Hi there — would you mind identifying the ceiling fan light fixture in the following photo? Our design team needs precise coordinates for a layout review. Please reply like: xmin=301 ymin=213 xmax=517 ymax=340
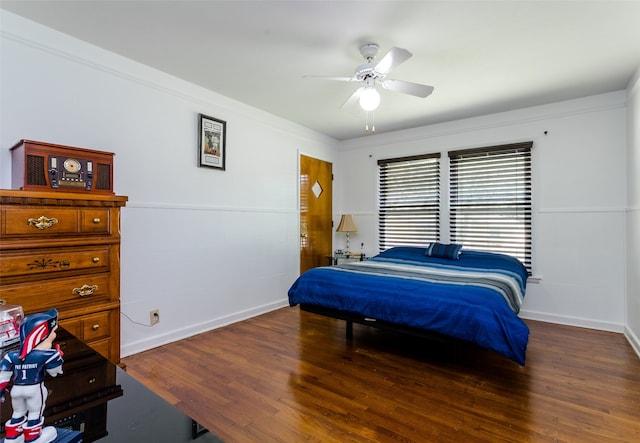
xmin=359 ymin=86 xmax=380 ymax=111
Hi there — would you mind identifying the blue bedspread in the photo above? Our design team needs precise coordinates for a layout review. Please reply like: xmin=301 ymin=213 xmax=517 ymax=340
xmin=288 ymin=246 xmax=530 ymax=365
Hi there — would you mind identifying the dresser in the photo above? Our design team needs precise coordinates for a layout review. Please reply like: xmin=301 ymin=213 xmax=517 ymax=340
xmin=0 ymin=190 xmax=127 ymax=364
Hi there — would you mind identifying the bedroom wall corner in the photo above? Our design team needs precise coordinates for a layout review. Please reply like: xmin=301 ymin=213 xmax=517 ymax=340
xmin=625 ymin=65 xmax=640 ymax=358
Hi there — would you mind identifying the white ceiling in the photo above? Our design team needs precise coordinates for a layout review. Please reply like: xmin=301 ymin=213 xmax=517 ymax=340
xmin=2 ymin=1 xmax=640 ymax=140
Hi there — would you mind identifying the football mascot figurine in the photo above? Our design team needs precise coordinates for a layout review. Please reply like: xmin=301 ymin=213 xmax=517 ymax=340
xmin=0 ymin=309 xmax=64 ymax=443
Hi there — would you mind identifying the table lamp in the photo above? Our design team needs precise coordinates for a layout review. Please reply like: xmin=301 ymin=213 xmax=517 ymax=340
xmin=336 ymin=214 xmax=357 ymax=254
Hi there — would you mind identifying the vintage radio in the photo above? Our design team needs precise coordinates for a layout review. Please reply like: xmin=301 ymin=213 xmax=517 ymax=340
xmin=11 ymin=140 xmax=115 ymax=194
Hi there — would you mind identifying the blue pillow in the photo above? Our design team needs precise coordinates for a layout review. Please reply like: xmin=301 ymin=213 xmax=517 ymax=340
xmin=425 ymin=242 xmax=463 ymax=260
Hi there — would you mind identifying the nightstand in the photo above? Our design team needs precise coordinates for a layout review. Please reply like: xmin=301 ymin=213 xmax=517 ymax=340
xmin=326 ymin=253 xmax=366 ymax=266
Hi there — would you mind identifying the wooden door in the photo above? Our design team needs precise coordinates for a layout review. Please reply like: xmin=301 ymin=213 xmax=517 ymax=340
xmin=300 ymin=155 xmax=332 ymax=274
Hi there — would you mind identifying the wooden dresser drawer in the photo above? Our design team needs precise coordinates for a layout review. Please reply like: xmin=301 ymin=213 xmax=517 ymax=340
xmin=81 ymin=311 xmax=111 ymax=341
xmin=59 ymin=312 xmax=111 ymax=341
xmin=60 ymin=311 xmax=113 ymax=361
xmin=1 ymin=206 xmax=111 ymax=237
xmin=0 ymin=246 xmax=110 ymax=280
xmin=87 ymin=337 xmax=112 ymax=361
xmin=81 ymin=209 xmax=111 ymax=233
xmin=1 ymin=189 xmax=127 ymax=365
xmin=0 ymin=273 xmax=111 ymax=313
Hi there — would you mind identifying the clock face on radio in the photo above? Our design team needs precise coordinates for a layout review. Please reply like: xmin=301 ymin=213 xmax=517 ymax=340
xmin=63 ymin=158 xmax=82 ymax=173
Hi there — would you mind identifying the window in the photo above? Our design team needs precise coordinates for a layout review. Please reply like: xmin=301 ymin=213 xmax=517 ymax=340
xmin=378 ymin=154 xmax=441 ymax=250
xmin=378 ymin=142 xmax=532 ymax=273
xmin=449 ymin=142 xmax=532 ymax=272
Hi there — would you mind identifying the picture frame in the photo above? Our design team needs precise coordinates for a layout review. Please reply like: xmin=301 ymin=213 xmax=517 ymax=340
xmin=198 ymin=113 xmax=226 ymax=170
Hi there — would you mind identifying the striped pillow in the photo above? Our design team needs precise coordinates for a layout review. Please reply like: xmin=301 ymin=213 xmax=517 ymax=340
xmin=425 ymin=242 xmax=463 ymax=260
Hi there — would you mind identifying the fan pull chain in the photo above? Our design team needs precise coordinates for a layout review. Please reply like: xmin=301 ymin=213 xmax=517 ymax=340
xmin=365 ymin=111 xmax=376 ymax=132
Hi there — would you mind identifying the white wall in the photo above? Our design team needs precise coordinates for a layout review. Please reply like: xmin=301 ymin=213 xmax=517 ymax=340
xmin=626 ymin=68 xmax=640 ymax=355
xmin=2 ymin=10 xmax=636 ymax=357
xmin=0 ymin=12 xmax=338 ymax=356
xmin=337 ymin=92 xmax=628 ymax=332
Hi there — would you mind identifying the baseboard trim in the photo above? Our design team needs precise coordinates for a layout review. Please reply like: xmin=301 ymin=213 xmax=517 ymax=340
xmin=519 ymin=309 xmax=624 ymax=333
xmin=121 ymin=299 xmax=290 ymax=358
xmin=123 ymin=305 xmax=638 ymax=360
xmin=514 ymin=310 xmax=640 ymax=359
xmin=624 ymin=326 xmax=640 ymax=360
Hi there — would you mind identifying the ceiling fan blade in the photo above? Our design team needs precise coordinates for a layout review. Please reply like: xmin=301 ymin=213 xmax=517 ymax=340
xmin=339 ymin=87 xmax=362 ymax=109
xmin=374 ymin=47 xmax=412 ymax=75
xmin=381 ymin=79 xmax=434 ymax=98
xmin=303 ymin=75 xmax=358 ymax=82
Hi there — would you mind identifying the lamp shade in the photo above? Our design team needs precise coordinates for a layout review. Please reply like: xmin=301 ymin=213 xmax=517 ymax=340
xmin=336 ymin=214 xmax=357 ymax=232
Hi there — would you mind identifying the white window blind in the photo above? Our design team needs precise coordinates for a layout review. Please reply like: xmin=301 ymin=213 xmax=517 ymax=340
xmin=449 ymin=142 xmax=532 ymax=273
xmin=378 ymin=153 xmax=441 ymax=250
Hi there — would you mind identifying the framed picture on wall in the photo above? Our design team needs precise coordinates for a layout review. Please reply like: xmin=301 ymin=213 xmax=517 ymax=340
xmin=198 ymin=113 xmax=227 ymax=170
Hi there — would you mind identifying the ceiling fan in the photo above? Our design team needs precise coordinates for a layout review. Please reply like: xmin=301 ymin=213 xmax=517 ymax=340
xmin=305 ymin=43 xmax=434 ymax=112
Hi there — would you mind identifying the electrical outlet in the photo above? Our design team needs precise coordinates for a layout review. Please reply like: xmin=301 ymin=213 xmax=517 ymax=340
xmin=150 ymin=309 xmax=160 ymax=325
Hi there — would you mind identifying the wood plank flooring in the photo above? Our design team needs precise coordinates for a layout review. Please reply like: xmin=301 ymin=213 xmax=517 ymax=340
xmin=122 ymin=307 xmax=640 ymax=442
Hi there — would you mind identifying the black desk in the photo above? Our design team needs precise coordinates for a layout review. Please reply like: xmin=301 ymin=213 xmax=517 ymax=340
xmin=1 ymin=328 xmax=221 ymax=442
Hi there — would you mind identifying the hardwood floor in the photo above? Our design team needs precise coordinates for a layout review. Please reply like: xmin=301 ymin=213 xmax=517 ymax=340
xmin=122 ymin=307 xmax=640 ymax=442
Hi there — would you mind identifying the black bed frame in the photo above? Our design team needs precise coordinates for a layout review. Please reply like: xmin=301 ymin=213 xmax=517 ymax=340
xmin=300 ymin=303 xmax=458 ymax=347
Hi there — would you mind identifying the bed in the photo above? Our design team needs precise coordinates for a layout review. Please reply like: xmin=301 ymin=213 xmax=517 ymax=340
xmin=288 ymin=245 xmax=530 ymax=365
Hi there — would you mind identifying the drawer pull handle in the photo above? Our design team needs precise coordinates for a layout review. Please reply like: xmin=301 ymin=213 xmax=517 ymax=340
xmin=88 ymin=377 xmax=96 ymax=384
xmin=92 ymin=257 xmax=100 ymax=263
xmin=92 ymin=324 xmax=100 ymax=331
xmin=92 ymin=218 xmax=101 ymax=223
xmin=27 ymin=216 xmax=59 ymax=230
xmin=72 ymin=284 xmax=98 ymax=297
